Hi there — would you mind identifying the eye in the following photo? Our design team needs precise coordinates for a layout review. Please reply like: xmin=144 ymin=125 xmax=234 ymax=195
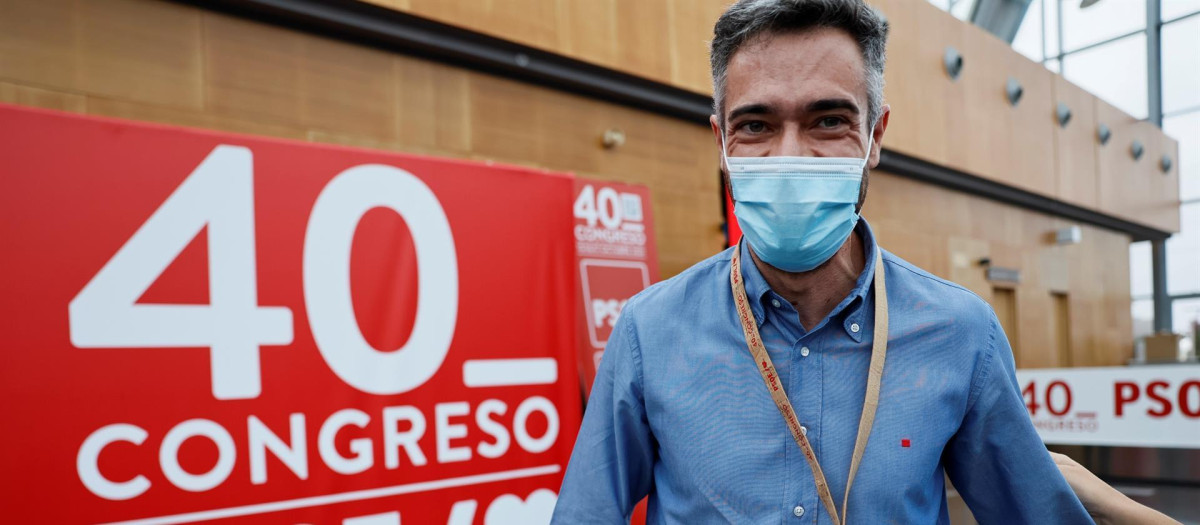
xmin=740 ymin=120 xmax=767 ymax=134
xmin=818 ymin=116 xmax=845 ymax=128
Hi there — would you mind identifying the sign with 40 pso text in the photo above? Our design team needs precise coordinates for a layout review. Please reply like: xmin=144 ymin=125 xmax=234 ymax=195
xmin=1016 ymin=365 xmax=1200 ymax=449
xmin=0 ymin=104 xmax=581 ymax=523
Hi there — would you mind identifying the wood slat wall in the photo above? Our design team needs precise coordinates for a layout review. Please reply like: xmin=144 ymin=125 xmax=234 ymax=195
xmin=865 ymin=171 xmax=1132 ymax=368
xmin=361 ymin=0 xmax=730 ymax=95
xmin=0 ymin=0 xmax=1134 ymax=365
xmin=361 ymin=0 xmax=1180 ymax=234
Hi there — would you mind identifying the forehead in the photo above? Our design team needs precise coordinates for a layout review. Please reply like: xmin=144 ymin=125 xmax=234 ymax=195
xmin=724 ymin=27 xmax=867 ymax=114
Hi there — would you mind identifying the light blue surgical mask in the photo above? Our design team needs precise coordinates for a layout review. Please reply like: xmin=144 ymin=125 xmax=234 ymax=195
xmin=722 ymin=130 xmax=872 ymax=273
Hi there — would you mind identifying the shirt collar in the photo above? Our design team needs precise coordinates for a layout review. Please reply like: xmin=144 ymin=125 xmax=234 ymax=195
xmin=736 ymin=219 xmax=879 ymax=339
xmin=839 ymin=219 xmax=878 ymax=342
xmin=738 ymin=239 xmax=773 ymax=328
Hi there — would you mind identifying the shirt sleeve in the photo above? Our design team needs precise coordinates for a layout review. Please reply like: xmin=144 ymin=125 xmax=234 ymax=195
xmin=944 ymin=310 xmax=1095 ymax=525
xmin=551 ymin=303 xmax=655 ymax=524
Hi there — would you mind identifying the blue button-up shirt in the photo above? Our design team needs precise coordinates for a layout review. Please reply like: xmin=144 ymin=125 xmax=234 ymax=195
xmin=553 ymin=220 xmax=1092 ymax=524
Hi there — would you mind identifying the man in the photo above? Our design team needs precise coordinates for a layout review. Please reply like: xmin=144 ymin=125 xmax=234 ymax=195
xmin=552 ymin=0 xmax=1092 ymax=523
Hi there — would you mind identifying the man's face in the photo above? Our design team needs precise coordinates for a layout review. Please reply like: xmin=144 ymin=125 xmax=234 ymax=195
xmin=710 ymin=27 xmax=890 ymax=207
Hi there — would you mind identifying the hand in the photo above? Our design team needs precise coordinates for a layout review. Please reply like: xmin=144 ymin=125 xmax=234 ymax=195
xmin=1049 ymin=451 xmax=1180 ymax=525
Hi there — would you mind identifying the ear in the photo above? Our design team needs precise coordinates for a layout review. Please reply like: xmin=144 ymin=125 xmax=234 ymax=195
xmin=710 ymin=114 xmax=735 ymax=200
xmin=710 ymin=114 xmax=727 ymax=173
xmin=868 ymin=104 xmax=890 ymax=169
xmin=709 ymin=114 xmax=724 ymax=146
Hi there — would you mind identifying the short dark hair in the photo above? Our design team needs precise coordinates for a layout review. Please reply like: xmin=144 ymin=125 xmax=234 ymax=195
xmin=710 ymin=0 xmax=889 ymax=128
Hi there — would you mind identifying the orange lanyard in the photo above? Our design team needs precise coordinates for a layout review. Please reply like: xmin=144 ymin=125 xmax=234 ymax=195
xmin=730 ymin=242 xmax=888 ymax=525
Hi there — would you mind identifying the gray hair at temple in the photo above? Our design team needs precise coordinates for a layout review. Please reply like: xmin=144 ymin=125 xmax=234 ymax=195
xmin=709 ymin=0 xmax=889 ymax=129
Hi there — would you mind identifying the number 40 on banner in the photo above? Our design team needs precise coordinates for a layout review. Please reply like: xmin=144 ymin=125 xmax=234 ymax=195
xmin=69 ymin=145 xmax=460 ymax=400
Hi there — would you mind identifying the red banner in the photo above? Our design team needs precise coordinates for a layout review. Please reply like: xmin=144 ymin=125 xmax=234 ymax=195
xmin=0 ymin=104 xmax=580 ymax=523
xmin=571 ymin=179 xmax=659 ymax=398
xmin=724 ymin=184 xmax=741 ymax=248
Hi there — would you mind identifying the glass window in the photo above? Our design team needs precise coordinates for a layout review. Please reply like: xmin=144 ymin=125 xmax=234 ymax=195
xmin=1063 ymin=33 xmax=1149 ymax=119
xmin=1164 ymin=111 xmax=1200 ymax=201
xmin=1173 ymin=298 xmax=1200 ymax=358
xmin=1167 ymin=202 xmax=1200 ymax=295
xmin=1174 ymin=298 xmax=1200 ymax=335
xmin=951 ymin=0 xmax=977 ymax=21
xmin=1162 ymin=16 xmax=1200 ymax=114
xmin=1060 ymin=0 xmax=1145 ymax=52
xmin=1132 ymin=298 xmax=1155 ymax=341
xmin=928 ymin=0 xmax=951 ymax=10
xmin=1131 ymin=241 xmax=1153 ymax=297
xmin=1162 ymin=0 xmax=1200 ymax=21
xmin=1044 ymin=0 xmax=1060 ymax=58
xmin=1013 ymin=0 xmax=1045 ymax=62
xmin=1045 ymin=58 xmax=1061 ymax=73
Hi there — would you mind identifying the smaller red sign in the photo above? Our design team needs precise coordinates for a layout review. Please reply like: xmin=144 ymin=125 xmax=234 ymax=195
xmin=572 ymin=179 xmax=659 ymax=398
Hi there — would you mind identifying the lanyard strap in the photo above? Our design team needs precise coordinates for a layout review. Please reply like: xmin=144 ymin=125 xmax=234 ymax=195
xmin=730 ymin=241 xmax=888 ymax=525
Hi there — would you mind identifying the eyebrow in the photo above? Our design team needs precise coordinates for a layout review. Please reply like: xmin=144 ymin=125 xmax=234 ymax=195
xmin=806 ymin=98 xmax=860 ymax=115
xmin=727 ymin=103 xmax=774 ymax=123
xmin=726 ymin=98 xmax=860 ymax=123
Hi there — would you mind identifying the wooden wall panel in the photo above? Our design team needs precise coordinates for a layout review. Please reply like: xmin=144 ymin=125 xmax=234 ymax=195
xmin=556 ymin=0 xmax=619 ymax=70
xmin=956 ymin=22 xmax=1012 ymax=184
xmin=0 ymin=81 xmax=87 ymax=112
xmin=874 ymin=0 xmax=963 ymax=169
xmin=1125 ymin=120 xmax=1167 ymax=230
xmin=1141 ymin=128 xmax=1182 ymax=232
xmin=205 ymin=15 xmax=398 ymax=140
xmin=0 ymin=0 xmax=203 ymax=110
xmin=0 ymin=0 xmax=78 ymax=91
xmin=992 ymin=287 xmax=1020 ymax=361
xmin=394 ymin=59 xmax=473 ymax=155
xmin=1005 ymin=46 xmax=1057 ymax=196
xmin=1051 ymin=292 xmax=1071 ymax=367
xmin=74 ymin=0 xmax=203 ymax=109
xmin=360 ymin=0 xmax=411 ymax=9
xmin=667 ymin=0 xmax=728 ymax=93
xmin=877 ymin=2 xmax=1057 ymax=197
xmin=86 ymin=95 xmax=310 ymax=140
xmin=1095 ymin=98 xmax=1180 ymax=232
xmin=865 ymin=172 xmax=1134 ymax=368
xmin=614 ymin=0 xmax=674 ymax=82
xmin=1096 ymin=98 xmax=1141 ymax=222
xmin=355 ymin=0 xmax=1179 ymax=231
xmin=392 ymin=0 xmax=733 ymax=89
xmin=408 ymin=0 xmax=560 ymax=50
xmin=1052 ymin=76 xmax=1100 ymax=208
xmin=870 ymin=0 xmax=922 ymax=159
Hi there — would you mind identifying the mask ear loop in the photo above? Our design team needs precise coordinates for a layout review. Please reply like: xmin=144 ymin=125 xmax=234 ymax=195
xmin=860 ymin=133 xmax=874 ymax=170
xmin=719 ymin=124 xmax=732 ymax=174
xmin=861 ymin=115 xmax=878 ymax=169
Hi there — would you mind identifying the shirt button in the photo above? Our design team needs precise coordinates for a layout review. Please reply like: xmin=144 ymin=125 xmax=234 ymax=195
xmin=800 ymin=346 xmax=810 ymax=357
xmin=771 ymin=299 xmax=782 ymax=308
xmin=793 ymin=505 xmax=805 ymax=517
xmin=850 ymin=322 xmax=861 ymax=333
xmin=800 ymin=425 xmax=808 ymax=436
